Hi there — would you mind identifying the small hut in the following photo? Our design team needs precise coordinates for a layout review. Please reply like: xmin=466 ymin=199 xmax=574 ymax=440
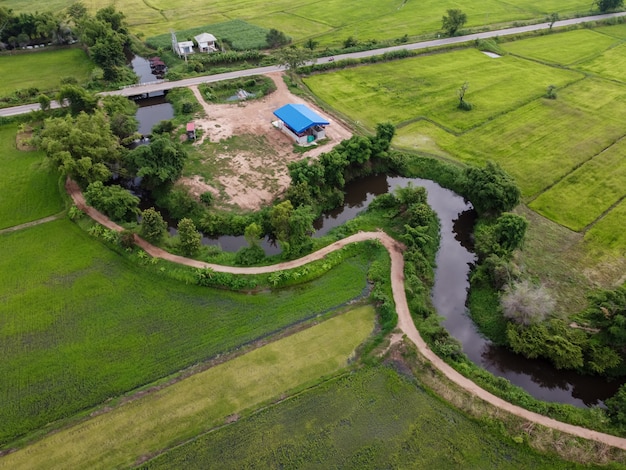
xmin=186 ymin=122 xmax=196 ymax=140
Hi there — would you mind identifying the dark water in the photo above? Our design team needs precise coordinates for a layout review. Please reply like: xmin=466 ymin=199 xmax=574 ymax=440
xmin=135 ymin=97 xmax=174 ymax=136
xmin=131 ymin=55 xmax=156 ymax=84
xmin=128 ymin=106 xmax=622 ymax=406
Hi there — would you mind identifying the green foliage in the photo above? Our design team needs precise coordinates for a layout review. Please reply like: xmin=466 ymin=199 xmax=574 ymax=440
xmin=475 ymin=213 xmax=528 ymax=259
xmin=177 ymin=217 xmax=202 ymax=256
xmin=200 ymin=191 xmax=213 ymax=206
xmin=606 ymin=383 xmax=626 ymax=427
xmin=198 ymin=76 xmax=276 ymax=102
xmin=501 ymin=279 xmax=555 ymax=326
xmin=585 ymin=286 xmax=626 ymax=349
xmin=57 ymin=85 xmax=98 ymax=115
xmin=101 ymin=95 xmax=139 ymax=141
xmin=140 ymin=208 xmax=167 ymax=243
xmin=442 ymin=9 xmax=467 ymax=36
xmin=266 ymin=28 xmax=290 ymax=48
xmin=595 ymin=0 xmax=624 ymax=11
xmin=40 ymin=111 xmax=122 ymax=185
xmin=126 ymin=135 xmax=187 ymax=190
xmin=462 ymin=161 xmax=521 ymax=216
xmin=234 ymin=245 xmax=265 ymax=266
xmin=83 ymin=181 xmax=140 ymax=222
xmin=545 ymin=84 xmax=558 ymax=99
xmin=274 ymin=46 xmax=312 ymax=75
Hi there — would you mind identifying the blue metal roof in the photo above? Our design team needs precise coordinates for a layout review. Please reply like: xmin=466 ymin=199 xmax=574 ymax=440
xmin=273 ymin=104 xmax=329 ymax=134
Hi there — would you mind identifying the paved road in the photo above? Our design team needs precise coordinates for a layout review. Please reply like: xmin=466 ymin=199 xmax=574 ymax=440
xmin=2 ymin=11 xmax=626 ymax=117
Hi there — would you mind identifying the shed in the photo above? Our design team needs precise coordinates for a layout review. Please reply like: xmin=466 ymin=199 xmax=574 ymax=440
xmin=177 ymin=40 xmax=194 ymax=55
xmin=194 ymin=33 xmax=217 ymax=53
xmin=186 ymin=122 xmax=196 ymax=140
xmin=272 ymin=104 xmax=330 ymax=145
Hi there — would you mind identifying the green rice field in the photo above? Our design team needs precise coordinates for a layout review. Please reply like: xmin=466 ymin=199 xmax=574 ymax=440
xmin=5 ymin=0 xmax=599 ymax=44
xmin=140 ymin=366 xmax=588 ymax=469
xmin=0 ymin=306 xmax=375 ymax=469
xmin=0 ymin=218 xmax=372 ymax=447
xmin=0 ymin=48 xmax=93 ymax=97
xmin=305 ymin=27 xmax=626 ymax=255
xmin=0 ymin=125 xmax=63 ymax=229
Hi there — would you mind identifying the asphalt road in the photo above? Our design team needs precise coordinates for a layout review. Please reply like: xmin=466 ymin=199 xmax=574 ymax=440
xmin=2 ymin=10 xmax=626 ymax=117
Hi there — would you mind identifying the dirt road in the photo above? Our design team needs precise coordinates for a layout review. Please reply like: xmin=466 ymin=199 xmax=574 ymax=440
xmin=66 ymin=178 xmax=626 ymax=450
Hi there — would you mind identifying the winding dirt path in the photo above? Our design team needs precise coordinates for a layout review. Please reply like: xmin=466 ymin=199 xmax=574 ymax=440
xmin=66 ymin=178 xmax=626 ymax=450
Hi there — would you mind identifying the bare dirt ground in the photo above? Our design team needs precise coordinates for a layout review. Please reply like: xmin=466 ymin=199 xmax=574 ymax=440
xmin=181 ymin=72 xmax=352 ymax=211
xmin=65 ymin=176 xmax=626 ymax=452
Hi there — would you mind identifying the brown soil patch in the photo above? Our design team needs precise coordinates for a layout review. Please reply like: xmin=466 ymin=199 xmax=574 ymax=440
xmin=183 ymin=72 xmax=352 ymax=211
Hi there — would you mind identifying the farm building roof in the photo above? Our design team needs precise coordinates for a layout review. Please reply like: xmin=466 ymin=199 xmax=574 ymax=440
xmin=194 ymin=33 xmax=216 ymax=43
xmin=186 ymin=122 xmax=195 ymax=131
xmin=273 ymin=104 xmax=329 ymax=134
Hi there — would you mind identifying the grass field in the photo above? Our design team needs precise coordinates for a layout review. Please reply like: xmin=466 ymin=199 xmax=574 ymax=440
xmin=0 ymin=48 xmax=93 ymax=97
xmin=0 ymin=125 xmax=63 ymax=229
xmin=0 ymin=306 xmax=375 ymax=469
xmin=5 ymin=0 xmax=598 ymax=44
xmin=0 ymin=219 xmax=372 ymax=447
xmin=305 ymin=49 xmax=581 ymax=133
xmin=140 ymin=366 xmax=587 ymax=469
xmin=575 ymin=41 xmax=626 ymax=84
xmin=503 ymin=29 xmax=618 ymax=65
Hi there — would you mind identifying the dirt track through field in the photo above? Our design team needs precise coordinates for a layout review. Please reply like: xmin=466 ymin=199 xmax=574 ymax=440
xmin=65 ymin=178 xmax=626 ymax=451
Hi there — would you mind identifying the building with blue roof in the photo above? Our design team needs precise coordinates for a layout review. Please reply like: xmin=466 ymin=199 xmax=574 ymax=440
xmin=272 ymin=103 xmax=330 ymax=145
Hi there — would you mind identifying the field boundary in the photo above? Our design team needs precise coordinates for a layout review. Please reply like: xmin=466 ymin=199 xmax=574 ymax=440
xmin=65 ymin=178 xmax=626 ymax=451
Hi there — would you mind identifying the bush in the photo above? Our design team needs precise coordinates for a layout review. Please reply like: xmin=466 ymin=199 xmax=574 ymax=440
xmin=200 ymin=192 xmax=214 ymax=206
xmin=501 ymin=279 xmax=555 ymax=326
xmin=235 ymin=245 xmax=265 ymax=265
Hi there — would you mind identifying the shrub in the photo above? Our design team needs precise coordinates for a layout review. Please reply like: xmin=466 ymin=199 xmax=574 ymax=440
xmin=200 ymin=192 xmax=214 ymax=206
xmin=501 ymin=279 xmax=555 ymax=326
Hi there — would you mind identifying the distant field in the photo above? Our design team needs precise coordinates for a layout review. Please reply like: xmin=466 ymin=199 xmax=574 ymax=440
xmin=0 ymin=48 xmax=93 ymax=97
xmin=140 ymin=366 xmax=584 ymax=469
xmin=305 ymin=49 xmax=580 ymax=133
xmin=0 ymin=125 xmax=63 ymax=229
xmin=0 ymin=306 xmax=375 ymax=469
xmin=503 ymin=29 xmax=618 ymax=65
xmin=575 ymin=42 xmax=626 ymax=84
xmin=0 ymin=219 xmax=371 ymax=446
xmin=6 ymin=0 xmax=598 ymax=44
xmin=584 ymin=198 xmax=626 ymax=257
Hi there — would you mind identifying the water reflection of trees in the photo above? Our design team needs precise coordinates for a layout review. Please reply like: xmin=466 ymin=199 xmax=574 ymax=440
xmin=481 ymin=344 xmax=623 ymax=407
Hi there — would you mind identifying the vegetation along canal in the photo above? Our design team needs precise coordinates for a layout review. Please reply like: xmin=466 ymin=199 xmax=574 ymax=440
xmin=131 ymin=98 xmax=621 ymax=406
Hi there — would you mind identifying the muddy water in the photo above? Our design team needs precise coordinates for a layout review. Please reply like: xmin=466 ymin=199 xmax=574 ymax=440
xmin=135 ymin=97 xmax=174 ymax=136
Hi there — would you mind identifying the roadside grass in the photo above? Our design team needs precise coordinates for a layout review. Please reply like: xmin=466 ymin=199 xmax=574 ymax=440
xmin=0 ymin=306 xmax=375 ymax=470
xmin=575 ymin=42 xmax=626 ymax=84
xmin=304 ymin=49 xmax=580 ymax=133
xmin=139 ymin=365 xmax=589 ymax=470
xmin=529 ymin=136 xmax=626 ymax=231
xmin=503 ymin=28 xmax=618 ymax=65
xmin=0 ymin=219 xmax=372 ymax=447
xmin=0 ymin=125 xmax=63 ymax=229
xmin=0 ymin=48 xmax=93 ymax=97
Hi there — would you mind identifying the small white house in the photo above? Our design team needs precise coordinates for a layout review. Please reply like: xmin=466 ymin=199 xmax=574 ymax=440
xmin=194 ymin=33 xmax=218 ymax=53
xmin=177 ymin=40 xmax=194 ymax=56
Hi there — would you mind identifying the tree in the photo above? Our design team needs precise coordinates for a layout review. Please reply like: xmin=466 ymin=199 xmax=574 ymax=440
xmin=372 ymin=122 xmax=396 ymax=154
xmin=275 ymin=46 xmax=312 ymax=76
xmin=595 ymin=0 xmax=624 ymax=12
xmin=67 ymin=2 xmax=88 ymax=23
xmin=84 ymin=181 xmax=140 ymax=222
xmin=102 ymin=95 xmax=138 ymax=141
xmin=501 ymin=279 xmax=555 ymax=326
xmin=90 ymin=31 xmax=126 ymax=81
xmin=177 ymin=218 xmax=201 ymax=256
xmin=606 ymin=384 xmax=626 ymax=427
xmin=442 ymin=9 xmax=467 ymax=36
xmin=244 ymin=222 xmax=263 ymax=247
xmin=57 ymin=85 xmax=98 ymax=115
xmin=38 ymin=94 xmax=51 ymax=112
xmin=304 ymin=38 xmax=318 ymax=50
xmin=140 ymin=207 xmax=167 ymax=243
xmin=457 ymin=81 xmax=472 ymax=111
xmin=266 ymin=28 xmax=290 ymax=48
xmin=585 ymin=286 xmax=626 ymax=349
xmin=40 ymin=110 xmax=122 ymax=184
xmin=269 ymin=200 xmax=315 ymax=258
xmin=462 ymin=161 xmax=521 ymax=216
xmin=546 ymin=12 xmax=559 ymax=30
xmin=126 ymin=135 xmax=187 ymax=190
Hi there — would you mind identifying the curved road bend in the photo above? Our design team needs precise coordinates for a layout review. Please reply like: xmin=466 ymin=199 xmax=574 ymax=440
xmin=65 ymin=178 xmax=626 ymax=451
xmin=2 ymin=11 xmax=626 ymax=117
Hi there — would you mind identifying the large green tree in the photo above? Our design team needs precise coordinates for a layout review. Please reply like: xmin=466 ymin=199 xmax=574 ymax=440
xmin=442 ymin=9 xmax=467 ymax=36
xmin=177 ymin=218 xmax=202 ymax=256
xmin=462 ymin=161 xmax=521 ymax=216
xmin=40 ymin=110 xmax=123 ymax=184
xmin=140 ymin=207 xmax=167 ymax=243
xmin=126 ymin=135 xmax=187 ymax=190
xmin=595 ymin=0 xmax=624 ymax=11
xmin=84 ymin=181 xmax=140 ymax=222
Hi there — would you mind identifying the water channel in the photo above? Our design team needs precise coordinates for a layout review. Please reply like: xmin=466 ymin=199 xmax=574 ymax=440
xmin=128 ymin=57 xmax=622 ymax=406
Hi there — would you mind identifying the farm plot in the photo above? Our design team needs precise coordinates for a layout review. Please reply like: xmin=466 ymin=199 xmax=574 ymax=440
xmin=140 ymin=366 xmax=582 ymax=470
xmin=529 ymin=137 xmax=626 ymax=231
xmin=0 ymin=306 xmax=375 ymax=470
xmin=0 ymin=125 xmax=63 ymax=229
xmin=502 ymin=29 xmax=618 ymax=65
xmin=584 ymin=198 xmax=626 ymax=258
xmin=575 ymin=42 xmax=626 ymax=84
xmin=0 ymin=219 xmax=371 ymax=447
xmin=304 ymin=49 xmax=580 ymax=133
xmin=0 ymin=48 xmax=93 ymax=98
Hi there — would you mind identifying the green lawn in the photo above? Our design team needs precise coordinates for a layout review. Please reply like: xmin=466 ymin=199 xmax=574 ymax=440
xmin=530 ymin=136 xmax=626 ymax=231
xmin=0 ymin=48 xmax=93 ymax=97
xmin=304 ymin=49 xmax=580 ymax=133
xmin=0 ymin=306 xmax=375 ymax=470
xmin=503 ymin=29 xmax=618 ymax=65
xmin=140 ymin=366 xmax=588 ymax=469
xmin=0 ymin=219 xmax=372 ymax=447
xmin=0 ymin=125 xmax=63 ymax=229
